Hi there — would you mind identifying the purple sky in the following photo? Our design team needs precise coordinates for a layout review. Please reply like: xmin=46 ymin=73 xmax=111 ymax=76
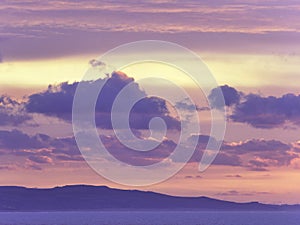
xmin=0 ymin=0 xmax=300 ymax=204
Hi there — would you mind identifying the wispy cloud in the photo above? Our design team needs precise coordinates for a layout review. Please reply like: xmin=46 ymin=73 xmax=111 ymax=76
xmin=1 ymin=0 xmax=299 ymax=35
xmin=1 ymin=0 xmax=299 ymax=62
xmin=216 ymin=190 xmax=271 ymax=197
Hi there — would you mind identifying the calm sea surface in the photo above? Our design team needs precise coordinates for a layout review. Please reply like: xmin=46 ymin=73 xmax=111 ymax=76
xmin=0 ymin=211 xmax=299 ymax=225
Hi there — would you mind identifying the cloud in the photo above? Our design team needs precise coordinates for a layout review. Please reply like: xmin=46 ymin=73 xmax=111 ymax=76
xmin=223 ymin=139 xmax=290 ymax=153
xmin=225 ymin=174 xmax=242 ymax=178
xmin=185 ymin=135 xmax=300 ymax=170
xmin=216 ymin=190 xmax=241 ymax=196
xmin=0 ymin=129 xmax=175 ymax=168
xmin=231 ymin=93 xmax=300 ymax=128
xmin=188 ymin=134 xmax=221 ymax=149
xmin=175 ymin=98 xmax=209 ymax=112
xmin=0 ymin=130 xmax=82 ymax=167
xmin=0 ymin=130 xmax=235 ymax=168
xmin=211 ymin=85 xmax=300 ymax=129
xmin=216 ymin=190 xmax=271 ymax=197
xmin=0 ymin=129 xmax=299 ymax=172
xmin=89 ymin=59 xmax=106 ymax=68
xmin=247 ymin=160 xmax=269 ymax=171
xmin=55 ymin=154 xmax=83 ymax=162
xmin=28 ymin=155 xmax=53 ymax=164
xmin=51 ymin=137 xmax=81 ymax=156
xmin=213 ymin=153 xmax=242 ymax=167
xmin=0 ymin=129 xmax=239 ymax=169
xmin=0 ymin=96 xmax=32 ymax=126
xmin=25 ymin=163 xmax=43 ymax=171
xmin=209 ymin=85 xmax=241 ymax=109
xmin=183 ymin=134 xmax=298 ymax=169
xmin=0 ymin=165 xmax=14 ymax=170
xmin=25 ymin=82 xmax=77 ymax=119
xmin=0 ymin=130 xmax=45 ymax=150
xmin=1 ymin=0 xmax=299 ymax=37
xmin=101 ymin=133 xmax=243 ymax=167
xmin=2 ymin=29 xmax=300 ymax=62
xmin=186 ymin=135 xmax=300 ymax=171
xmin=1 ymin=0 xmax=300 ymax=62
xmin=100 ymin=135 xmax=176 ymax=166
xmin=26 ymin=71 xmax=180 ymax=130
xmin=223 ymin=139 xmax=299 ymax=171
xmin=183 ymin=134 xmax=242 ymax=167
xmin=184 ymin=175 xmax=202 ymax=179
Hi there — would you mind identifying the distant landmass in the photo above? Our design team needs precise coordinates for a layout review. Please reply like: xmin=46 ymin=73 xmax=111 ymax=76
xmin=0 ymin=185 xmax=299 ymax=211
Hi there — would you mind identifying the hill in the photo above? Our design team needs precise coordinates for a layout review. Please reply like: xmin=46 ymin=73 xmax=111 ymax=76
xmin=0 ymin=185 xmax=299 ymax=211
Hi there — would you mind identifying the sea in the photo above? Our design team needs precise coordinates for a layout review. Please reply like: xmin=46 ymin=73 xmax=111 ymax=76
xmin=0 ymin=211 xmax=299 ymax=225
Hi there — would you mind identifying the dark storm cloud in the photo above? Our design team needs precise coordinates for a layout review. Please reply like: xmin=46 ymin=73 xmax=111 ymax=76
xmin=25 ymin=71 xmax=180 ymax=130
xmin=0 ymin=96 xmax=32 ymax=126
xmin=211 ymin=85 xmax=300 ymax=129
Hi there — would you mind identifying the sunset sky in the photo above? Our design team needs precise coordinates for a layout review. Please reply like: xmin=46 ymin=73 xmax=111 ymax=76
xmin=1 ymin=0 xmax=300 ymax=204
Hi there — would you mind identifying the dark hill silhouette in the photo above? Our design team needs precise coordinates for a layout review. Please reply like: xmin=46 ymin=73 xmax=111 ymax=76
xmin=0 ymin=185 xmax=299 ymax=211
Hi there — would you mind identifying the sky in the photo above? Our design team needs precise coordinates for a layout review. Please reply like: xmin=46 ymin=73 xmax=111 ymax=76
xmin=0 ymin=0 xmax=300 ymax=204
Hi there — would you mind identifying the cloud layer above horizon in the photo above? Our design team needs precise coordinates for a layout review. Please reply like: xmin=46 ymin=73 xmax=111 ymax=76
xmin=1 ymin=0 xmax=300 ymax=61
xmin=1 ymin=72 xmax=300 ymax=173
xmin=1 ymin=0 xmax=299 ymax=35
